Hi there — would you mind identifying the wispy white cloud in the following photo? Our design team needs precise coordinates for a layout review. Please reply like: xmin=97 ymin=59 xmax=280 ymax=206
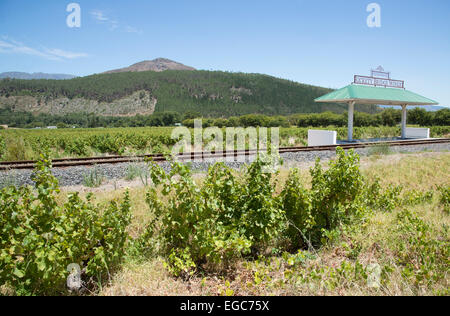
xmin=0 ymin=38 xmax=58 ymax=61
xmin=90 ymin=10 xmax=109 ymax=22
xmin=110 ymin=21 xmax=119 ymax=31
xmin=90 ymin=10 xmax=119 ymax=30
xmin=44 ymin=48 xmax=88 ymax=59
xmin=125 ymin=25 xmax=143 ymax=34
xmin=90 ymin=9 xmax=142 ymax=34
xmin=0 ymin=37 xmax=88 ymax=61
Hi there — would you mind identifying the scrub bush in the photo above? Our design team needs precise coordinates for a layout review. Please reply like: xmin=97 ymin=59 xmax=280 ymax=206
xmin=139 ymin=147 xmax=437 ymax=277
xmin=282 ymin=148 xmax=368 ymax=248
xmin=0 ymin=155 xmax=131 ymax=295
xmin=140 ymin=157 xmax=284 ymax=276
xmin=141 ymin=149 xmax=378 ymax=276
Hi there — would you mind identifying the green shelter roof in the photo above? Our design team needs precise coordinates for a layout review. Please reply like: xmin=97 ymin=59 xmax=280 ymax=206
xmin=315 ymin=84 xmax=438 ymax=106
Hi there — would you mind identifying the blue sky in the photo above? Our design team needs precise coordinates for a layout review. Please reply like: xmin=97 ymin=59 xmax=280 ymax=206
xmin=0 ymin=0 xmax=449 ymax=106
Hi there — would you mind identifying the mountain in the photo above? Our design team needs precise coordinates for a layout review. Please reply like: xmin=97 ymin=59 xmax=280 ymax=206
xmin=0 ymin=72 xmax=76 ymax=80
xmin=104 ymin=58 xmax=196 ymax=74
xmin=0 ymin=70 xmax=379 ymax=117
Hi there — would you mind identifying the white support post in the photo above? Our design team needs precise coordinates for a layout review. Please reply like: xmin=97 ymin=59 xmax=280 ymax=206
xmin=401 ymin=104 xmax=407 ymax=139
xmin=348 ymin=101 xmax=355 ymax=142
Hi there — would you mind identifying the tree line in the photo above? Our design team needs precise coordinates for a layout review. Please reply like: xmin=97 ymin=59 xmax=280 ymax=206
xmin=182 ymin=108 xmax=450 ymax=128
xmin=1 ymin=107 xmax=448 ymax=129
xmin=0 ymin=108 xmax=180 ymax=128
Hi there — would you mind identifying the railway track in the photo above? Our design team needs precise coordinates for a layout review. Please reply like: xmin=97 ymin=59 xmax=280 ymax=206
xmin=1 ymin=138 xmax=449 ymax=171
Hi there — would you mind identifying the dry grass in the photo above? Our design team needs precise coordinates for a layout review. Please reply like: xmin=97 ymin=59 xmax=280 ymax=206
xmin=100 ymin=259 xmax=194 ymax=296
xmin=361 ymin=151 xmax=450 ymax=190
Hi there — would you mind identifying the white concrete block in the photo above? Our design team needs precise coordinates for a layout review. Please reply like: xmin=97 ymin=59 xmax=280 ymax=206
xmin=308 ymin=130 xmax=337 ymax=147
xmin=405 ymin=127 xmax=430 ymax=139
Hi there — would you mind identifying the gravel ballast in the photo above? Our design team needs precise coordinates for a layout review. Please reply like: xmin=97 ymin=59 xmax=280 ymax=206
xmin=1 ymin=142 xmax=449 ymax=188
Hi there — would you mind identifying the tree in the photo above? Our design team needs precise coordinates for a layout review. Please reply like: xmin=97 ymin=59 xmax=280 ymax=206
xmin=433 ymin=108 xmax=450 ymax=126
xmin=381 ymin=108 xmax=401 ymax=126
xmin=408 ymin=108 xmax=431 ymax=126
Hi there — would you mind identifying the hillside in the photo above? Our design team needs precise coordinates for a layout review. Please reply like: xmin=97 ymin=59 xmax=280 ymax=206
xmin=0 ymin=70 xmax=379 ymax=117
xmin=0 ymin=72 xmax=76 ymax=80
xmin=104 ymin=58 xmax=196 ymax=74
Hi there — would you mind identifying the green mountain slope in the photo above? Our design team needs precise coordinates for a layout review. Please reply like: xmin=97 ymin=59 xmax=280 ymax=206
xmin=0 ymin=70 xmax=379 ymax=117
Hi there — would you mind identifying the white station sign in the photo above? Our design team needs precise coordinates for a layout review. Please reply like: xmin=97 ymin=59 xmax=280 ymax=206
xmin=354 ymin=75 xmax=404 ymax=88
xmin=354 ymin=66 xmax=405 ymax=89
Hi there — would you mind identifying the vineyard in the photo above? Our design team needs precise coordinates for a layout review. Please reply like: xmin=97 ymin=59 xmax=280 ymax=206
xmin=0 ymin=127 xmax=176 ymax=161
xmin=1 ymin=125 xmax=450 ymax=162
xmin=0 ymin=149 xmax=449 ymax=295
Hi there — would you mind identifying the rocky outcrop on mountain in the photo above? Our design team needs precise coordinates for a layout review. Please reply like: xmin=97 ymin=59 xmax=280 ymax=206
xmin=104 ymin=58 xmax=195 ymax=74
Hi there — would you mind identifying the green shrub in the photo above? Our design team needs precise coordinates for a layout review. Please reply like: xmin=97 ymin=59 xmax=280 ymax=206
xmin=281 ymin=169 xmax=314 ymax=248
xmin=236 ymin=158 xmax=285 ymax=246
xmin=139 ymin=157 xmax=284 ymax=276
xmin=0 ymin=155 xmax=131 ymax=295
xmin=141 ymin=162 xmax=250 ymax=275
xmin=310 ymin=148 xmax=365 ymax=229
xmin=139 ymin=148 xmax=409 ymax=276
xmin=136 ymin=147 xmax=443 ymax=278
xmin=282 ymin=148 xmax=368 ymax=248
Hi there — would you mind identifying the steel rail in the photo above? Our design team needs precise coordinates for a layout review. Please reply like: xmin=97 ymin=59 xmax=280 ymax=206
xmin=1 ymin=138 xmax=449 ymax=171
